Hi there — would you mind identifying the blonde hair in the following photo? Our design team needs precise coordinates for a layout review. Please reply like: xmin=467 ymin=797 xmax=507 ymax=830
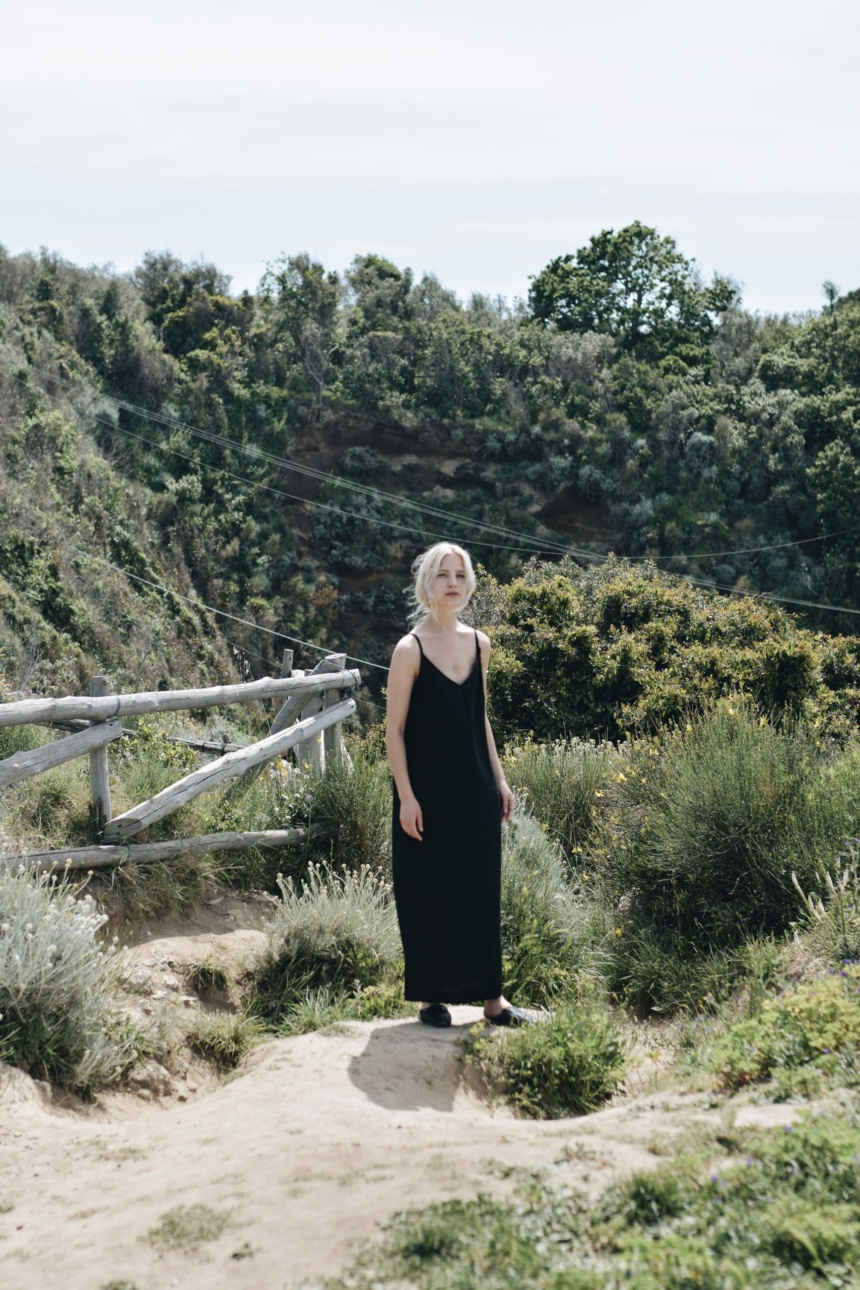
xmin=408 ymin=542 xmax=476 ymax=624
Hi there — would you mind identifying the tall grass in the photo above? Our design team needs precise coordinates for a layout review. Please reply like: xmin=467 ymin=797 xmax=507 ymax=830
xmin=501 ymin=813 xmax=611 ymax=1006
xmin=304 ymin=742 xmax=393 ymax=876
xmin=503 ymin=737 xmax=618 ymax=860
xmin=0 ymin=866 xmax=142 ymax=1091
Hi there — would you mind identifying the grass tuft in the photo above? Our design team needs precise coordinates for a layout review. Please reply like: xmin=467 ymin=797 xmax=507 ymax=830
xmin=186 ymin=1012 xmax=265 ymax=1070
xmin=145 ymin=1203 xmax=230 ymax=1252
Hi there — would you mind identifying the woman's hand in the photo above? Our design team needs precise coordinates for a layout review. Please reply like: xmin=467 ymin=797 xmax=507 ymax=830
xmin=399 ymin=796 xmax=424 ymax=841
xmin=499 ymin=779 xmax=514 ymax=823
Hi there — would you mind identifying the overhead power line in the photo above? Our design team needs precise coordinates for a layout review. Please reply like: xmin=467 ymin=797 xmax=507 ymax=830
xmin=9 ymin=358 xmax=860 ymax=622
xmin=89 ymin=415 xmax=560 ymax=558
xmin=11 ymin=357 xmax=860 ymax=569
xmin=78 ymin=552 xmax=391 ymax=671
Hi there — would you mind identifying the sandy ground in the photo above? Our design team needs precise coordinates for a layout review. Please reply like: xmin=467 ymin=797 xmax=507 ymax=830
xmin=0 ymin=903 xmax=801 ymax=1290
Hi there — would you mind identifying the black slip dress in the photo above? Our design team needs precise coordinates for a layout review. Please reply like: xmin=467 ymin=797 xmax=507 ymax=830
xmin=391 ymin=629 xmax=503 ymax=1004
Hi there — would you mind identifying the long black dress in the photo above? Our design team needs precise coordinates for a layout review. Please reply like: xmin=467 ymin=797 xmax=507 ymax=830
xmin=392 ymin=629 xmax=503 ymax=1004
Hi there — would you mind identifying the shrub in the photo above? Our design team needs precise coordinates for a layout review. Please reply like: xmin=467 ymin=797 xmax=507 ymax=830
xmin=0 ymin=867 xmax=142 ymax=1091
xmin=473 ymin=558 xmax=860 ymax=744
xmin=250 ymin=863 xmax=401 ymax=1023
xmin=710 ymin=964 xmax=860 ymax=1095
xmin=502 ymin=737 xmax=618 ymax=859
xmin=597 ymin=699 xmax=860 ymax=1009
xmin=501 ymin=813 xmax=610 ymax=1006
xmin=466 ymin=998 xmax=628 ymax=1118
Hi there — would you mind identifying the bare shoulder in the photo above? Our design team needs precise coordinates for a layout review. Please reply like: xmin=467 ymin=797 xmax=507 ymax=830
xmin=390 ymin=634 xmax=421 ymax=671
xmin=475 ymin=629 xmax=491 ymax=660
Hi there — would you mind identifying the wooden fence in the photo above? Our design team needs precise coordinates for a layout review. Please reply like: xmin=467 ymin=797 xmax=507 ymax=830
xmin=0 ymin=651 xmax=359 ymax=872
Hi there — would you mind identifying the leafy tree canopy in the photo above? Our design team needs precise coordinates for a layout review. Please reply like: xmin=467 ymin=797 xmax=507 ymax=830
xmin=528 ymin=222 xmax=737 ymax=366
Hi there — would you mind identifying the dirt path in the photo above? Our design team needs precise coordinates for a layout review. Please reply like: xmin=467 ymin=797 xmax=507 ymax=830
xmin=0 ymin=911 xmax=799 ymax=1290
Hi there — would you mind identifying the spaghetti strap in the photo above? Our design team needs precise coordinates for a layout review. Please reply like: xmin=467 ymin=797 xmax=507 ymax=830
xmin=409 ymin=632 xmax=425 ymax=656
xmin=474 ymin=629 xmax=480 ymax=660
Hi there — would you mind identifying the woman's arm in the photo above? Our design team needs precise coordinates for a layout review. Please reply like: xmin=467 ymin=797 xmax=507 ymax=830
xmin=385 ymin=636 xmax=424 ymax=840
xmin=478 ymin=632 xmax=514 ymax=823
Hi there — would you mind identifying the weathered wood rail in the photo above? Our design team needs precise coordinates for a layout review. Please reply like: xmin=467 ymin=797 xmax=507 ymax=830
xmin=0 ymin=652 xmax=359 ymax=872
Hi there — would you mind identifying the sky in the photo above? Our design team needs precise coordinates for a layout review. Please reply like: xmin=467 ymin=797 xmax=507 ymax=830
xmin=2 ymin=0 xmax=859 ymax=315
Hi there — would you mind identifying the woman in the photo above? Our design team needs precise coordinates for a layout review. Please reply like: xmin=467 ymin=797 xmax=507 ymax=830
xmin=386 ymin=542 xmax=533 ymax=1027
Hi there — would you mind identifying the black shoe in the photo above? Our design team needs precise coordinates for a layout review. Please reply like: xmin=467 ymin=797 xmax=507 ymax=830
xmin=419 ymin=1003 xmax=452 ymax=1027
xmin=484 ymin=1005 xmax=540 ymax=1027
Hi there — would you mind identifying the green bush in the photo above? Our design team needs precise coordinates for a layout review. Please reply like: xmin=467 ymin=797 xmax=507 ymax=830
xmin=475 ymin=558 xmax=860 ymax=744
xmin=502 ymin=737 xmax=618 ymax=860
xmin=250 ymin=863 xmax=401 ymax=1023
xmin=596 ymin=699 xmax=860 ymax=1009
xmin=501 ymin=813 xmax=610 ymax=1006
xmin=710 ymin=964 xmax=860 ymax=1095
xmin=466 ymin=998 xmax=628 ymax=1118
xmin=0 ymin=867 xmax=142 ymax=1091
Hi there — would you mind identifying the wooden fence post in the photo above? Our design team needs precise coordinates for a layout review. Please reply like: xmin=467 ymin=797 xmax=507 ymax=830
xmin=322 ymin=654 xmax=347 ymax=764
xmin=276 ymin=650 xmax=293 ymax=714
xmin=89 ymin=676 xmax=113 ymax=836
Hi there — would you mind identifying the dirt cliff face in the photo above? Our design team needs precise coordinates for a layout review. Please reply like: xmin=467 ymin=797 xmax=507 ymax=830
xmin=284 ymin=408 xmax=615 ymax=664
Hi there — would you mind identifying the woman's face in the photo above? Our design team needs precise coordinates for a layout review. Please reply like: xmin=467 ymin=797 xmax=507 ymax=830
xmin=434 ymin=554 xmax=467 ymax=607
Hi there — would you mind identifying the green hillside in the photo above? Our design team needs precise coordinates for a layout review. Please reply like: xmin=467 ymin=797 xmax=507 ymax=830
xmin=1 ymin=225 xmax=859 ymax=702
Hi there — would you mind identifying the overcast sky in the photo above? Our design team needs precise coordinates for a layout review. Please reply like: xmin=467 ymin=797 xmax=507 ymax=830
xmin=3 ymin=0 xmax=858 ymax=314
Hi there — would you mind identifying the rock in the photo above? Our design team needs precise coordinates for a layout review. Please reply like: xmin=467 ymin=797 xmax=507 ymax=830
xmin=124 ymin=966 xmax=153 ymax=992
xmin=128 ymin=1060 xmax=176 ymax=1098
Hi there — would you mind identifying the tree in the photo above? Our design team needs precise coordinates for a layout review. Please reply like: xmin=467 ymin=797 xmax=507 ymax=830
xmin=260 ymin=254 xmax=343 ymax=413
xmin=528 ymin=222 xmax=737 ymax=365
xmin=345 ymin=254 xmax=413 ymax=333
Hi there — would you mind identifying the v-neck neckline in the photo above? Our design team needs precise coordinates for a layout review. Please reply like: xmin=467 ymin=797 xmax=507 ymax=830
xmin=421 ymin=652 xmax=478 ymax=687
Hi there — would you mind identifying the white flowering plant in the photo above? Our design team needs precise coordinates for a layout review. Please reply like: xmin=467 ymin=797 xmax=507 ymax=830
xmin=0 ymin=865 xmax=143 ymax=1093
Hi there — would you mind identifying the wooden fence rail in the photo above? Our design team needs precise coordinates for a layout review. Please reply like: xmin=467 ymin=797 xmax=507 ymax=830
xmin=0 ymin=719 xmax=123 ymax=791
xmin=0 ymin=669 xmax=359 ymax=728
xmin=0 ymin=653 xmax=360 ymax=871
xmin=103 ymin=697 xmax=355 ymax=842
xmin=1 ymin=829 xmax=313 ymax=873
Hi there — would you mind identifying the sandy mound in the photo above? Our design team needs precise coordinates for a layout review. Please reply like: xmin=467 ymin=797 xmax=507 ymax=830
xmin=0 ymin=906 xmax=801 ymax=1289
